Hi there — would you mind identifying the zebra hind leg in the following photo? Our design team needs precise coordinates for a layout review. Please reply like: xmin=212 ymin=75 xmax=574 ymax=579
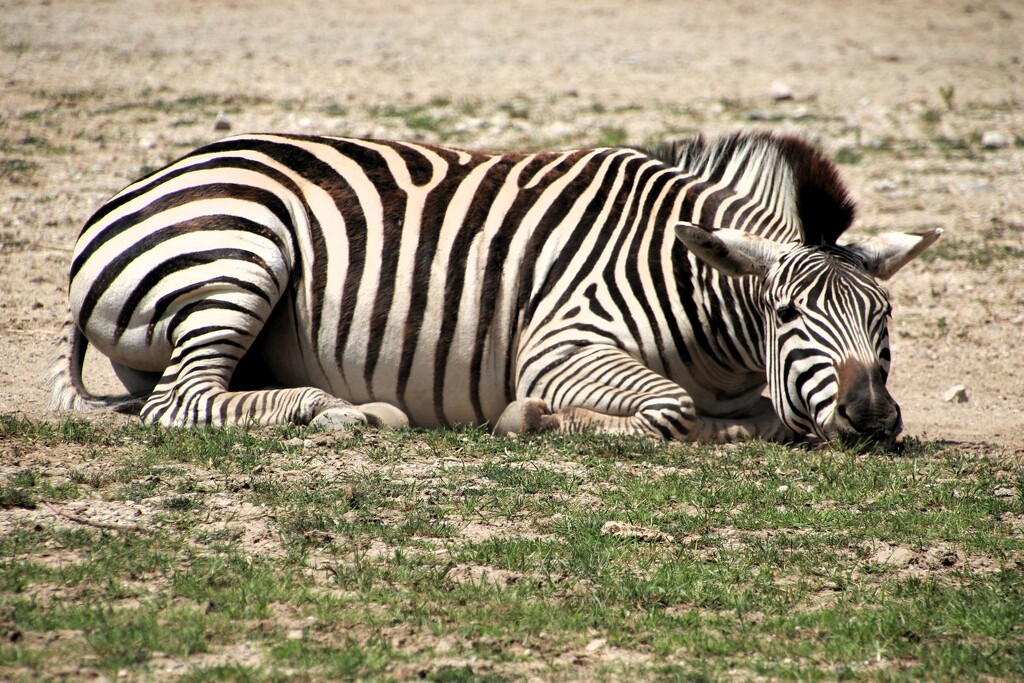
xmin=139 ymin=329 xmax=407 ymax=429
xmin=311 ymin=402 xmax=410 ymax=430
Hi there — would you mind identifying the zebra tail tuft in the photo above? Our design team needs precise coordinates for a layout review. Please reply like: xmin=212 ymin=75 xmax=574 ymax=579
xmin=46 ymin=317 xmax=142 ymax=414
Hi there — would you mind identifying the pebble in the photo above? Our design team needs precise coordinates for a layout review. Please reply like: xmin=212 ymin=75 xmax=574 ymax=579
xmin=981 ymin=131 xmax=1009 ymax=149
xmin=213 ymin=114 xmax=232 ymax=131
xmin=788 ymin=105 xmax=812 ymax=120
xmin=769 ymin=82 xmax=794 ymax=101
xmin=942 ymin=385 xmax=969 ymax=403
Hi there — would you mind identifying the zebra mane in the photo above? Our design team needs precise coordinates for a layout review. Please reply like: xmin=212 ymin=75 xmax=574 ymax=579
xmin=636 ymin=132 xmax=856 ymax=246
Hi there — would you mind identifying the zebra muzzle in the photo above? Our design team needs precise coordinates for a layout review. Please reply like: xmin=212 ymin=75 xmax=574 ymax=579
xmin=830 ymin=359 xmax=902 ymax=445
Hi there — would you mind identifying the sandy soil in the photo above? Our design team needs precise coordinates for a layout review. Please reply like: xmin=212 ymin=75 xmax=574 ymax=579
xmin=1 ymin=0 xmax=1022 ymax=449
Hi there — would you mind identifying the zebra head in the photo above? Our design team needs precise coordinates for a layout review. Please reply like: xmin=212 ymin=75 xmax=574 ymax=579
xmin=677 ymin=223 xmax=942 ymax=445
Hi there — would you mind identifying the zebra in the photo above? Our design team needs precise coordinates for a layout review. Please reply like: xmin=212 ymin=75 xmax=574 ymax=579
xmin=48 ymin=131 xmax=940 ymax=444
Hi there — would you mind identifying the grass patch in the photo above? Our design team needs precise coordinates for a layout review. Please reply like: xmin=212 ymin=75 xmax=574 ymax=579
xmin=834 ymin=147 xmax=863 ymax=165
xmin=0 ymin=415 xmax=1021 ymax=680
xmin=596 ymin=126 xmax=629 ymax=147
xmin=0 ymin=232 xmax=30 ymax=251
xmin=0 ymin=158 xmax=38 ymax=180
xmin=920 ymin=237 xmax=1024 ymax=267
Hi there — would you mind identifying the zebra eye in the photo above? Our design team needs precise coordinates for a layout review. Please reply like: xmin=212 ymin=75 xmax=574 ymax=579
xmin=775 ymin=302 xmax=799 ymax=323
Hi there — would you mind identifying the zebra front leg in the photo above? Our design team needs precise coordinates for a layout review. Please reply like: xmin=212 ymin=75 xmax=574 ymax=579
xmin=506 ymin=346 xmax=793 ymax=443
xmin=495 ymin=397 xmax=794 ymax=443
xmin=687 ymin=411 xmax=798 ymax=443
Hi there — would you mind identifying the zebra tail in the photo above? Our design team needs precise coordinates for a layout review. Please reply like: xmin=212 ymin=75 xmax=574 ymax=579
xmin=45 ymin=317 xmax=142 ymax=415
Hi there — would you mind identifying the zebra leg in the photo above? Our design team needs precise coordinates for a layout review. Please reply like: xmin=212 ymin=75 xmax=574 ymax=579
xmin=140 ymin=330 xmax=342 ymax=427
xmin=686 ymin=412 xmax=797 ymax=443
xmin=139 ymin=327 xmax=408 ymax=428
xmin=312 ymin=402 xmax=410 ymax=429
xmin=506 ymin=346 xmax=792 ymax=442
xmin=497 ymin=396 xmax=794 ymax=443
xmin=495 ymin=397 xmax=690 ymax=439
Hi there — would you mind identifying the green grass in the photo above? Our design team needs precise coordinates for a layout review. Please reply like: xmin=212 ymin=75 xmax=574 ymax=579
xmin=0 ymin=158 xmax=38 ymax=180
xmin=597 ymin=127 xmax=629 ymax=147
xmin=920 ymin=237 xmax=1024 ymax=267
xmin=1 ymin=416 xmax=1021 ymax=680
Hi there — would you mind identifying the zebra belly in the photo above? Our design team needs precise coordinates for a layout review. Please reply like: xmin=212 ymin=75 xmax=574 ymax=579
xmin=253 ymin=289 xmax=513 ymax=429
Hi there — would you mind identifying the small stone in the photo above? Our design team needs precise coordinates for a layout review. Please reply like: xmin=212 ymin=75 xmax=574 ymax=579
xmin=584 ymin=638 xmax=607 ymax=653
xmin=138 ymin=137 xmax=155 ymax=150
xmin=981 ymin=131 xmax=1009 ymax=149
xmin=776 ymin=484 xmax=789 ymax=493
xmin=213 ymin=114 xmax=232 ymax=132
xmin=994 ymin=487 xmax=1016 ymax=498
xmin=286 ymin=628 xmax=303 ymax=640
xmin=788 ymin=105 xmax=812 ymax=120
xmin=942 ymin=385 xmax=969 ymax=403
xmin=769 ymin=82 xmax=794 ymax=101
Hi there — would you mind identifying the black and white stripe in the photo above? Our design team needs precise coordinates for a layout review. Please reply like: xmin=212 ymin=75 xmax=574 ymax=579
xmin=50 ymin=131 xmax=939 ymax=442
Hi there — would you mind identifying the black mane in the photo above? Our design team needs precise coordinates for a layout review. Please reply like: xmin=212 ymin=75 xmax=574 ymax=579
xmin=633 ymin=132 xmax=856 ymax=246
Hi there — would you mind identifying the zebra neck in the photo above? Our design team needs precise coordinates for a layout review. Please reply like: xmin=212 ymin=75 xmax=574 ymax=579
xmin=670 ymin=254 xmax=769 ymax=401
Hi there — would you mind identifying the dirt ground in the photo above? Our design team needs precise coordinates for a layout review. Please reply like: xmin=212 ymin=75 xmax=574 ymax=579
xmin=1 ymin=0 xmax=1022 ymax=450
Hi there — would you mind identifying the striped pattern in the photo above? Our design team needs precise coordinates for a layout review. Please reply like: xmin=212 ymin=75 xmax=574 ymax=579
xmin=762 ymin=246 xmax=893 ymax=438
xmin=52 ymin=131 xmax=919 ymax=442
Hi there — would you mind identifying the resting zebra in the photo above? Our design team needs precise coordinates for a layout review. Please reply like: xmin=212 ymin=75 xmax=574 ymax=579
xmin=48 ymin=131 xmax=940 ymax=444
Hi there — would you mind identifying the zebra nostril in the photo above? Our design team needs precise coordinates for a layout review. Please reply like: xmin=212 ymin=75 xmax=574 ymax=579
xmin=836 ymin=403 xmax=851 ymax=423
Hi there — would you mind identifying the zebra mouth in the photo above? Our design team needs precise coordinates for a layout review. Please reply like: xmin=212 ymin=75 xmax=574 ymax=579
xmin=821 ymin=404 xmax=903 ymax=450
xmin=822 ymin=360 xmax=904 ymax=449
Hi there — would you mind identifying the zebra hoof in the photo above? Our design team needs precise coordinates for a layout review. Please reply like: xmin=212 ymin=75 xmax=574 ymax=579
xmin=493 ymin=398 xmax=558 ymax=435
xmin=310 ymin=407 xmax=368 ymax=430
xmin=357 ymin=402 xmax=409 ymax=429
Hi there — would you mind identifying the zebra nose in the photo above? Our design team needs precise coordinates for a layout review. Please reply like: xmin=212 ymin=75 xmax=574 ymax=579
xmin=832 ymin=360 xmax=902 ymax=444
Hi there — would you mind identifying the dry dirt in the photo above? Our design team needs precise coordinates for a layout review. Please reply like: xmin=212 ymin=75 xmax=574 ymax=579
xmin=1 ymin=0 xmax=1022 ymax=449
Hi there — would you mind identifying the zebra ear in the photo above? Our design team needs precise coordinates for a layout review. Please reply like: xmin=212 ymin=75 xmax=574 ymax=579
xmin=674 ymin=222 xmax=784 ymax=278
xmin=843 ymin=228 xmax=943 ymax=280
